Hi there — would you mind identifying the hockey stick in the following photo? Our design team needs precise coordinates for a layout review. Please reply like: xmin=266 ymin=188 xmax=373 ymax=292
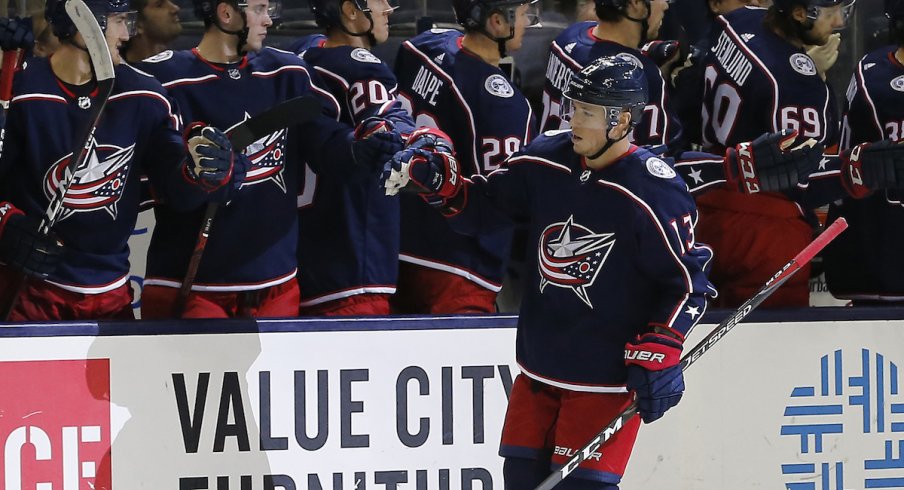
xmin=533 ymin=217 xmax=850 ymax=490
xmin=0 ymin=0 xmax=29 ymax=113
xmin=171 ymin=95 xmax=321 ymax=317
xmin=1 ymin=0 xmax=114 ymax=321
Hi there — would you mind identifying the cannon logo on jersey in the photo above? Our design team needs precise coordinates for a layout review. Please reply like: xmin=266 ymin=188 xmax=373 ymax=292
xmin=538 ymin=215 xmax=616 ymax=308
xmin=891 ymin=75 xmax=904 ymax=92
xmin=230 ymin=114 xmax=289 ymax=193
xmin=790 ymin=53 xmax=817 ymax=76
xmin=485 ymin=74 xmax=514 ymax=98
xmin=351 ymin=48 xmax=381 ymax=64
xmin=43 ymin=138 xmax=135 ymax=222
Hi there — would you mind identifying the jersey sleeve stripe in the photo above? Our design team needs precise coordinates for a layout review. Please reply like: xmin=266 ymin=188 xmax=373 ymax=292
xmin=506 ymin=155 xmax=572 ymax=173
xmin=162 ymin=74 xmax=219 ymax=88
xmin=11 ymin=93 xmax=67 ymax=104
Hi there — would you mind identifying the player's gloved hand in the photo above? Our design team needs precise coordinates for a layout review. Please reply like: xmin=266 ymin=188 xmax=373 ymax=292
xmin=806 ymin=33 xmax=840 ymax=81
xmin=841 ymin=139 xmax=904 ymax=199
xmin=0 ymin=17 xmax=33 ymax=52
xmin=382 ymin=127 xmax=461 ymax=205
xmin=184 ymin=124 xmax=250 ymax=198
xmin=724 ymin=129 xmax=822 ymax=194
xmin=0 ymin=204 xmax=63 ymax=278
xmin=640 ymin=40 xmax=680 ymax=68
xmin=351 ymin=117 xmax=405 ymax=171
xmin=625 ymin=326 xmax=685 ymax=424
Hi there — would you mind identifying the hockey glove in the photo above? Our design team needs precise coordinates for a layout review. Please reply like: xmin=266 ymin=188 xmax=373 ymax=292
xmin=0 ymin=17 xmax=33 ymax=52
xmin=841 ymin=139 xmax=904 ymax=199
xmin=184 ymin=124 xmax=250 ymax=198
xmin=640 ymin=40 xmax=681 ymax=69
xmin=625 ymin=326 xmax=685 ymax=424
xmin=351 ymin=117 xmax=405 ymax=171
xmin=724 ymin=129 xmax=822 ymax=194
xmin=0 ymin=205 xmax=63 ymax=278
xmin=383 ymin=127 xmax=461 ymax=205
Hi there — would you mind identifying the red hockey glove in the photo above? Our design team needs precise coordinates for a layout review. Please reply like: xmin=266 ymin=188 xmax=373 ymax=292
xmin=625 ymin=326 xmax=684 ymax=423
xmin=724 ymin=129 xmax=822 ymax=194
xmin=382 ymin=127 xmax=462 ymax=206
xmin=841 ymin=139 xmax=904 ymax=199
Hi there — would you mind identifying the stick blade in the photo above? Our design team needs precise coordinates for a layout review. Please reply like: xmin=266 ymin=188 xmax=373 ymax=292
xmin=228 ymin=95 xmax=322 ymax=150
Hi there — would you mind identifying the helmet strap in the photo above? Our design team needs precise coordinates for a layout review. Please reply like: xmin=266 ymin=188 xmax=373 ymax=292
xmin=339 ymin=8 xmax=376 ymax=47
xmin=623 ymin=0 xmax=651 ymax=45
xmin=214 ymin=7 xmax=249 ymax=53
xmin=476 ymin=7 xmax=516 ymax=59
xmin=588 ymin=125 xmax=629 ymax=160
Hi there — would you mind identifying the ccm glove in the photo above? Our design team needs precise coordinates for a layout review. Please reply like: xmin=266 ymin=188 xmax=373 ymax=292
xmin=625 ymin=327 xmax=685 ymax=423
xmin=0 ymin=17 xmax=33 ymax=52
xmin=184 ymin=124 xmax=250 ymax=198
xmin=0 ymin=205 xmax=63 ymax=278
xmin=351 ymin=117 xmax=405 ymax=171
xmin=382 ymin=127 xmax=462 ymax=207
xmin=724 ymin=129 xmax=822 ymax=193
xmin=841 ymin=139 xmax=904 ymax=198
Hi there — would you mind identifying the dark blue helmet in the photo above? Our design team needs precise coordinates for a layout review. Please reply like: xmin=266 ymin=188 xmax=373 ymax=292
xmin=45 ymin=0 xmax=132 ymax=39
xmin=773 ymin=0 xmax=856 ymax=26
xmin=563 ymin=54 xmax=648 ymax=128
xmin=452 ymin=0 xmax=535 ymax=30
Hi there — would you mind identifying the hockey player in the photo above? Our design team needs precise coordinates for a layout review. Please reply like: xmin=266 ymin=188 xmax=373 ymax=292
xmin=385 ymin=55 xmax=714 ymax=490
xmin=136 ymin=0 xmax=403 ymax=319
xmin=287 ymin=0 xmax=417 ymax=316
xmin=823 ymin=0 xmax=904 ymax=304
xmin=390 ymin=0 xmax=539 ymax=314
xmin=539 ymin=0 xmax=682 ymax=151
xmin=695 ymin=0 xmax=856 ymax=307
xmin=0 ymin=0 xmax=245 ymax=320
xmin=121 ymin=0 xmax=182 ymax=63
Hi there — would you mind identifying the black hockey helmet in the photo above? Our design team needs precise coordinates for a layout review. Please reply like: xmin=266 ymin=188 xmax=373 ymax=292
xmin=46 ymin=0 xmax=135 ymax=39
xmin=452 ymin=0 xmax=539 ymax=30
xmin=562 ymin=54 xmax=648 ymax=129
xmin=772 ymin=0 xmax=856 ymax=27
xmin=193 ymin=0 xmax=281 ymax=25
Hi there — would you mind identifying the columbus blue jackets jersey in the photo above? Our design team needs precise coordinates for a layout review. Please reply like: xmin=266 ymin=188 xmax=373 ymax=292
xmin=394 ymin=29 xmax=536 ymax=290
xmin=540 ymin=21 xmax=682 ymax=149
xmin=0 ymin=58 xmax=195 ymax=293
xmin=291 ymin=35 xmax=415 ymax=306
xmin=825 ymin=46 xmax=904 ymax=301
xmin=448 ymin=134 xmax=714 ymax=387
xmin=137 ymin=47 xmax=351 ymax=291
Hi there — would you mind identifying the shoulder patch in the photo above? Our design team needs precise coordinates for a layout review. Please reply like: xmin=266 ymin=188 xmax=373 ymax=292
xmin=789 ymin=53 xmax=817 ymax=76
xmin=646 ymin=157 xmax=676 ymax=179
xmin=351 ymin=48 xmax=381 ymax=64
xmin=144 ymin=50 xmax=174 ymax=63
xmin=891 ymin=75 xmax=904 ymax=93
xmin=485 ymin=74 xmax=514 ymax=98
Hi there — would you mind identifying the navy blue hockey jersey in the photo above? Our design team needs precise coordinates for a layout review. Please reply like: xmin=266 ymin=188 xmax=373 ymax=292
xmin=291 ymin=35 xmax=415 ymax=306
xmin=540 ymin=21 xmax=682 ymax=149
xmin=825 ymin=46 xmax=904 ymax=301
xmin=0 ymin=58 xmax=197 ymax=293
xmin=137 ymin=47 xmax=352 ymax=291
xmin=448 ymin=134 xmax=715 ymax=387
xmin=394 ymin=29 xmax=536 ymax=290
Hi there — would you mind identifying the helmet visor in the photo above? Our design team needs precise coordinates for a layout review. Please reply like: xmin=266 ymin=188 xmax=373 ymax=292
xmin=524 ymin=0 xmax=542 ymax=28
xmin=561 ymin=97 xmax=621 ymax=130
xmin=103 ymin=10 xmax=138 ymax=37
xmin=812 ymin=0 xmax=856 ymax=30
xmin=239 ymin=0 xmax=282 ymax=19
xmin=362 ymin=0 xmax=400 ymax=15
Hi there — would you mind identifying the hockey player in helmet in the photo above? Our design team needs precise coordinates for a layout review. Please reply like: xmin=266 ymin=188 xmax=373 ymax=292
xmin=386 ymin=0 xmax=539 ymax=314
xmin=0 ymin=0 xmax=245 ymax=320
xmin=120 ymin=0 xmax=183 ymax=63
xmin=192 ymin=0 xmax=281 ymax=53
xmin=284 ymin=0 xmax=449 ymax=317
xmin=386 ymin=54 xmax=715 ymax=489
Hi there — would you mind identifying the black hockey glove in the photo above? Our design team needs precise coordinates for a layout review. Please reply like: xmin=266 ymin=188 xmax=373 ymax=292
xmin=0 ymin=17 xmax=33 ymax=52
xmin=640 ymin=40 xmax=681 ymax=69
xmin=0 ymin=205 xmax=63 ymax=278
xmin=841 ymin=139 xmax=904 ymax=199
xmin=382 ymin=127 xmax=464 ymax=211
xmin=624 ymin=325 xmax=685 ymax=424
xmin=724 ymin=129 xmax=823 ymax=194
xmin=184 ymin=124 xmax=250 ymax=200
xmin=351 ymin=117 xmax=405 ymax=171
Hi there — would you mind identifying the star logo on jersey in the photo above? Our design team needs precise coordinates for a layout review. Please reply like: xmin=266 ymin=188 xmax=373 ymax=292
xmin=688 ymin=167 xmax=704 ymax=184
xmin=43 ymin=138 xmax=135 ymax=222
xmin=230 ymin=113 xmax=289 ymax=192
xmin=538 ymin=216 xmax=616 ymax=308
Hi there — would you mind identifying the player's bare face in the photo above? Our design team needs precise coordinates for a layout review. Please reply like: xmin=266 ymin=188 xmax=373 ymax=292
xmin=504 ymin=3 xmax=537 ymax=52
xmin=365 ymin=0 xmax=394 ymax=44
xmin=141 ymin=0 xmax=182 ymax=44
xmin=566 ymin=100 xmax=610 ymax=156
xmin=242 ymin=0 xmax=274 ymax=52
xmin=646 ymin=0 xmax=669 ymax=40
xmin=105 ymin=13 xmax=135 ymax=64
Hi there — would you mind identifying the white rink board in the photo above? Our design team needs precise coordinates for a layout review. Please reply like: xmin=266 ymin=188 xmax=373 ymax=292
xmin=1 ymin=315 xmax=904 ymax=489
